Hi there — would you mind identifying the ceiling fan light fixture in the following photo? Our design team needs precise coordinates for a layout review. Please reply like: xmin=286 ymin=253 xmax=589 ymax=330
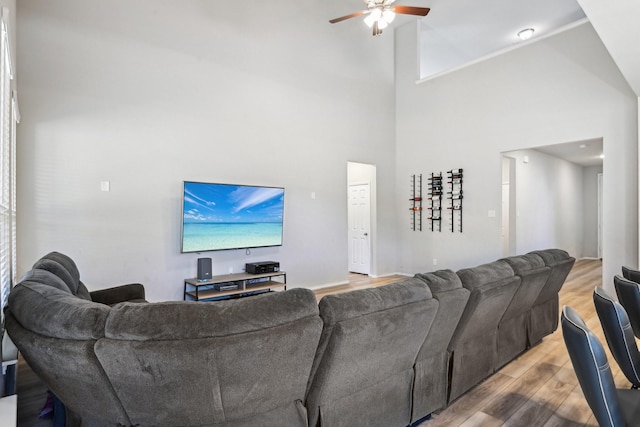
xmin=329 ymin=1 xmax=429 ymax=37
xmin=364 ymin=6 xmax=394 ymax=30
xmin=364 ymin=13 xmax=376 ymax=28
xmin=382 ymin=9 xmax=396 ymax=23
xmin=517 ymin=28 xmax=535 ymax=41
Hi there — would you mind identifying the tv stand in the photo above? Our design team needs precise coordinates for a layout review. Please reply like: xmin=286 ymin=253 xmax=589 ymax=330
xmin=183 ymin=271 xmax=287 ymax=301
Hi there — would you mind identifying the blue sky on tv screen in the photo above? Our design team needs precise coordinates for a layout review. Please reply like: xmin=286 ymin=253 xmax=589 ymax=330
xmin=183 ymin=182 xmax=284 ymax=224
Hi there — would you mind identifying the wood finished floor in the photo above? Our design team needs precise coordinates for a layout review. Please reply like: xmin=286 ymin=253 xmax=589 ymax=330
xmin=16 ymin=259 xmax=605 ymax=426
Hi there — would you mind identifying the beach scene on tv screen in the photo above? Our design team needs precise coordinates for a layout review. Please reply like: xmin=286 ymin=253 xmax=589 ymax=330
xmin=182 ymin=182 xmax=284 ymax=252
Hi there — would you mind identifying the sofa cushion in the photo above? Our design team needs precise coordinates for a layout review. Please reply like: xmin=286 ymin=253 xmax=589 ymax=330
xmin=306 ymin=278 xmax=438 ymax=427
xmin=8 ymin=280 xmax=109 ymax=340
xmin=317 ymin=276 xmax=432 ymax=325
xmin=104 ymin=287 xmax=320 ymax=340
xmin=34 ymin=252 xmax=91 ymax=300
xmin=497 ymin=254 xmax=552 ymax=367
xmin=95 ymin=288 xmax=322 ymax=426
xmin=19 ymin=268 xmax=72 ymax=294
xmin=416 ymin=269 xmax=464 ymax=293
xmin=412 ymin=270 xmax=470 ymax=419
xmin=5 ymin=313 xmax=131 ymax=425
xmin=448 ymin=260 xmax=521 ymax=402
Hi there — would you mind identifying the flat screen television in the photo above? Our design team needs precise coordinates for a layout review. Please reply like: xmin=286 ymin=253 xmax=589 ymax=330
xmin=181 ymin=181 xmax=285 ymax=253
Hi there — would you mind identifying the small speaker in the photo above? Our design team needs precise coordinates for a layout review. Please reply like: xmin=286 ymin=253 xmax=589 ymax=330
xmin=197 ymin=258 xmax=212 ymax=282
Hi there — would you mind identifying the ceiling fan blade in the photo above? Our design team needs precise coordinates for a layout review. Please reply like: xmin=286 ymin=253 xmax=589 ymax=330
xmin=329 ymin=10 xmax=367 ymax=24
xmin=393 ymin=6 xmax=430 ymax=17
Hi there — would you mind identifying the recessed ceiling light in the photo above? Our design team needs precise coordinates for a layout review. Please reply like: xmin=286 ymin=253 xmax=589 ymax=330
xmin=579 ymin=144 xmax=587 ymax=149
xmin=517 ymin=28 xmax=535 ymax=41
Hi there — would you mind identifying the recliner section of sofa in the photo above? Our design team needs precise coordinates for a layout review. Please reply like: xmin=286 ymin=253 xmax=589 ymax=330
xmin=497 ymin=253 xmax=551 ymax=369
xmin=411 ymin=269 xmax=470 ymax=422
xmin=6 ymin=270 xmax=134 ymax=426
xmin=447 ymin=260 xmax=522 ymax=402
xmin=305 ymin=277 xmax=438 ymax=427
xmin=527 ymin=249 xmax=576 ymax=345
xmin=97 ymin=289 xmax=323 ymax=426
xmin=6 ymin=249 xmax=573 ymax=427
xmin=7 ymin=252 xmax=323 ymax=427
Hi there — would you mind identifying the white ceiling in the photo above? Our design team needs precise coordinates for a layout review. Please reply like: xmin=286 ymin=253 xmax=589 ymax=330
xmin=417 ymin=0 xmax=586 ymax=79
xmin=576 ymin=0 xmax=640 ymax=95
xmin=329 ymin=0 xmax=640 ymax=96
xmin=534 ymin=139 xmax=603 ymax=167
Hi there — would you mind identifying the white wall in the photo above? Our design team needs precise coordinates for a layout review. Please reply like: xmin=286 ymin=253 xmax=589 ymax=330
xmin=16 ymin=0 xmax=398 ymax=300
xmin=583 ymin=164 xmax=603 ymax=258
xmin=395 ymin=21 xmax=638 ymax=291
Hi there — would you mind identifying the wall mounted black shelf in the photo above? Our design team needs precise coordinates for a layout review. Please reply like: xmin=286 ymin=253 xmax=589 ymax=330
xmin=427 ymin=172 xmax=442 ymax=232
xmin=446 ymin=168 xmax=463 ymax=232
xmin=409 ymin=174 xmax=422 ymax=231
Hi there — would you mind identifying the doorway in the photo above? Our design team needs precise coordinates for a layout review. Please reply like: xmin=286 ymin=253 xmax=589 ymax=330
xmin=501 ymin=156 xmax=516 ymax=257
xmin=501 ymin=138 xmax=603 ymax=258
xmin=347 ymin=162 xmax=376 ymax=276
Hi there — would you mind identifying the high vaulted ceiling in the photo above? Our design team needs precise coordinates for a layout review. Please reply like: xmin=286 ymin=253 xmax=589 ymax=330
xmin=329 ymin=0 xmax=640 ymax=96
xmin=576 ymin=0 xmax=640 ymax=96
xmin=418 ymin=0 xmax=586 ymax=79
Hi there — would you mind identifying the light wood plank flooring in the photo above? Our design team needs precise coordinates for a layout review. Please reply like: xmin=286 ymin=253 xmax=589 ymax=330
xmin=15 ymin=259 xmax=605 ymax=426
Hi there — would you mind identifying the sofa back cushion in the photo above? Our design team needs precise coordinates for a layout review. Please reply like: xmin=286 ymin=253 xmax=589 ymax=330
xmin=447 ymin=260 xmax=521 ymax=402
xmin=452 ymin=261 xmax=521 ymax=347
xmin=8 ymin=274 xmax=109 ymax=340
xmin=306 ymin=278 xmax=438 ymax=427
xmin=415 ymin=270 xmax=470 ymax=354
xmin=529 ymin=249 xmax=576 ymax=304
xmin=94 ymin=288 xmax=322 ymax=427
xmin=412 ymin=270 xmax=470 ymax=419
xmin=33 ymin=252 xmax=91 ymax=300
xmin=500 ymin=254 xmax=551 ymax=322
xmin=5 ymin=274 xmax=129 ymax=425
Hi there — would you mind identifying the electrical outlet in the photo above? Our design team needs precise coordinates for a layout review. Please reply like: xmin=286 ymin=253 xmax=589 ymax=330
xmin=433 ymin=258 xmax=438 ymax=266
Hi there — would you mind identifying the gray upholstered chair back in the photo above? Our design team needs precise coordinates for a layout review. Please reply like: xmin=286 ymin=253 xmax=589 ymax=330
xmin=6 ymin=277 xmax=129 ymax=425
xmin=622 ymin=266 xmax=640 ymax=284
xmin=527 ymin=249 xmax=575 ymax=344
xmin=96 ymin=288 xmax=322 ymax=426
xmin=562 ymin=305 xmax=626 ymax=427
xmin=305 ymin=278 xmax=438 ymax=427
xmin=614 ymin=274 xmax=640 ymax=339
xmin=32 ymin=251 xmax=91 ymax=300
xmin=411 ymin=269 xmax=470 ymax=421
xmin=498 ymin=254 xmax=551 ymax=366
xmin=593 ymin=286 xmax=640 ymax=389
xmin=448 ymin=260 xmax=520 ymax=402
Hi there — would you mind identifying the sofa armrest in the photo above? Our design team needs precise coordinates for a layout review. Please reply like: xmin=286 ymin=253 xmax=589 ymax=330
xmin=90 ymin=283 xmax=146 ymax=306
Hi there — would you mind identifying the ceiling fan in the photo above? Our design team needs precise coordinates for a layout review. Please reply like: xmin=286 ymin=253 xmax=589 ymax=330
xmin=329 ymin=0 xmax=430 ymax=36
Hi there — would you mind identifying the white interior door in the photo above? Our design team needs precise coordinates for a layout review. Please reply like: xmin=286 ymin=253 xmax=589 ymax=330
xmin=348 ymin=183 xmax=371 ymax=274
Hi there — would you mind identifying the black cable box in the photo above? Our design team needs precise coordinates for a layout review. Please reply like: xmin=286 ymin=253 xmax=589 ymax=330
xmin=245 ymin=261 xmax=280 ymax=274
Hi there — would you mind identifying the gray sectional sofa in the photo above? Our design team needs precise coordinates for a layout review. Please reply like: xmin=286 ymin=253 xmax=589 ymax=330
xmin=4 ymin=249 xmax=574 ymax=427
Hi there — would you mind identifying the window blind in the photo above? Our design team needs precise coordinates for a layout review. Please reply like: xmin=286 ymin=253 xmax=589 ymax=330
xmin=0 ymin=13 xmax=16 ymax=324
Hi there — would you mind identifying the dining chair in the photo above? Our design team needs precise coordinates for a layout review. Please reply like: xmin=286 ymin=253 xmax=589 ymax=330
xmin=561 ymin=305 xmax=640 ymax=427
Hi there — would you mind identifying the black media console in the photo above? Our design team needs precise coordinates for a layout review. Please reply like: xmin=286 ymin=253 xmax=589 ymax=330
xmin=183 ymin=271 xmax=287 ymax=302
